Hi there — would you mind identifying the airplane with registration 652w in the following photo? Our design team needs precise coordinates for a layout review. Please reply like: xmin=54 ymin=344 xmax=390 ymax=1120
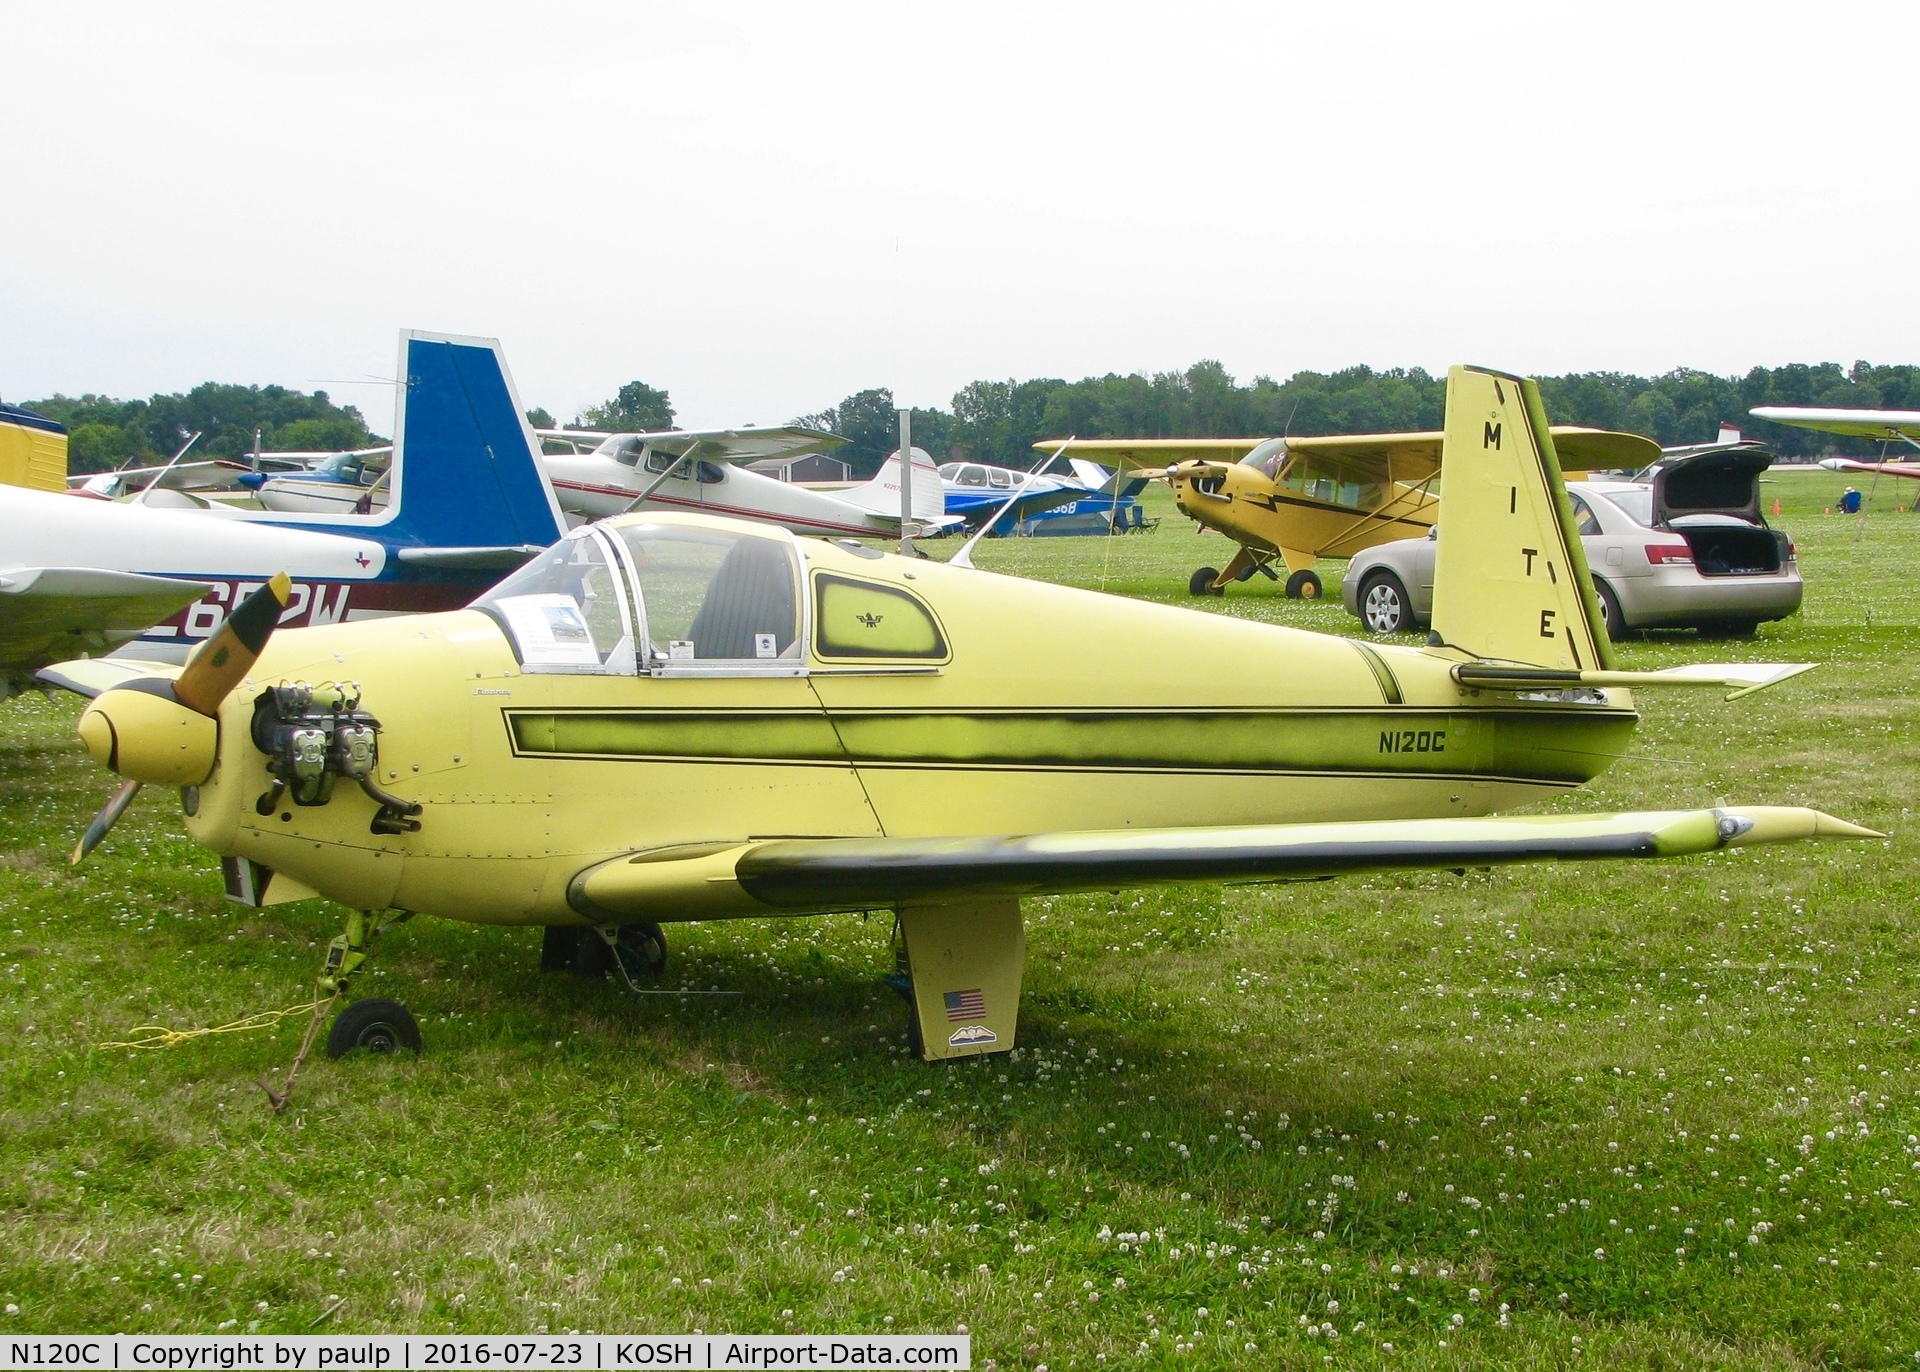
xmin=0 ymin=331 xmax=564 ymax=697
xmin=44 ymin=365 xmax=1875 ymax=1089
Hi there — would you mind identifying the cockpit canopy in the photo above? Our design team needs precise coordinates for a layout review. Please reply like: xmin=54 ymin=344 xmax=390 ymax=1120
xmin=474 ymin=518 xmax=803 ymax=675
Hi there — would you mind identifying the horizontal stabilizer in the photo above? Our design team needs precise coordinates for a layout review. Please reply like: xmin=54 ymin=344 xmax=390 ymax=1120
xmin=567 ymin=805 xmax=1877 ymax=919
xmin=1451 ymin=660 xmax=1816 ymax=701
xmin=394 ymin=544 xmax=547 ymax=570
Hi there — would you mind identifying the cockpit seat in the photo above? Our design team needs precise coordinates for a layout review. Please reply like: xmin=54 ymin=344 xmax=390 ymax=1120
xmin=687 ymin=536 xmax=798 ymax=659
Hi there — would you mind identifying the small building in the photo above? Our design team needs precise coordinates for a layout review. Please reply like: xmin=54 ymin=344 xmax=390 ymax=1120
xmin=746 ymin=453 xmax=853 ymax=485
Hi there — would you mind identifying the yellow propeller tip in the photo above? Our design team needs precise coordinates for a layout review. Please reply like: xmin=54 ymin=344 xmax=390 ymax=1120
xmin=267 ymin=572 xmax=293 ymax=603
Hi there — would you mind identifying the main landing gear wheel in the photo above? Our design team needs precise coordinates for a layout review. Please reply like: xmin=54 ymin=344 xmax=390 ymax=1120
xmin=1360 ymin=572 xmax=1415 ymax=634
xmin=1284 ymin=569 xmax=1323 ymax=600
xmin=324 ymin=997 xmax=422 ymax=1059
xmin=543 ymin=923 xmax=669 ymax=979
xmin=1189 ymin=567 xmax=1225 ymax=597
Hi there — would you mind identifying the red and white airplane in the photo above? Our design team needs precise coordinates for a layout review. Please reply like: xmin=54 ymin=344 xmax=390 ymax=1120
xmin=537 ymin=429 xmax=960 ymax=538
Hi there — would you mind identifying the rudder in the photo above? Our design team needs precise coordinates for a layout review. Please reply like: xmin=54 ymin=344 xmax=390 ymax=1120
xmin=1429 ymin=365 xmax=1613 ymax=671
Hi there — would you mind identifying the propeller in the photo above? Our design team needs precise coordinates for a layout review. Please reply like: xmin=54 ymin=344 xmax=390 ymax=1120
xmin=71 ymin=574 xmax=293 ymax=864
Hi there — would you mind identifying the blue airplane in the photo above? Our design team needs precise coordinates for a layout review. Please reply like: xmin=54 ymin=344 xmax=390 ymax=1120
xmin=14 ymin=330 xmax=566 ymax=673
xmin=938 ymin=457 xmax=1150 ymax=536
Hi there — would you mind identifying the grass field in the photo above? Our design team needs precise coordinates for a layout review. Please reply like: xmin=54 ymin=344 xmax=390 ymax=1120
xmin=3 ymin=467 xmax=1917 ymax=1368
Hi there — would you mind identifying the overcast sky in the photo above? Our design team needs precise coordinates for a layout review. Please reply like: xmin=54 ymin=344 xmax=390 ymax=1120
xmin=4 ymin=1 xmax=1915 ymax=430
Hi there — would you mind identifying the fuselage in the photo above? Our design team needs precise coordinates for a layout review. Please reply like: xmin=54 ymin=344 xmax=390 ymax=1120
xmin=542 ymin=451 xmax=907 ymax=537
xmin=1169 ymin=460 xmax=1436 ymax=565
xmin=177 ymin=515 xmax=1639 ymax=926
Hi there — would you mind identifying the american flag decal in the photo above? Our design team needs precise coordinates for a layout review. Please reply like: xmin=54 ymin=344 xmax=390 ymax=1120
xmin=944 ymin=988 xmax=986 ymax=1021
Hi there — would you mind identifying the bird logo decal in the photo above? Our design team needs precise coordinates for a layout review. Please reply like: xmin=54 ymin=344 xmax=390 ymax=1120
xmin=856 ymin=612 xmax=885 ymax=629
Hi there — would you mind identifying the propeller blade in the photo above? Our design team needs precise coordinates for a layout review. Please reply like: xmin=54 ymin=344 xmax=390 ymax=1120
xmin=173 ymin=573 xmax=292 ymax=715
xmin=72 ymin=779 xmax=142 ymax=865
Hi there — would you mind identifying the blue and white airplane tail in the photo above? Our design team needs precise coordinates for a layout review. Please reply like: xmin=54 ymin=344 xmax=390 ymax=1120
xmin=280 ymin=330 xmax=566 ymax=560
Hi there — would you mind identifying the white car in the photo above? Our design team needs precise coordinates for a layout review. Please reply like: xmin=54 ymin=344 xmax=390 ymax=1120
xmin=1343 ymin=444 xmax=1802 ymax=639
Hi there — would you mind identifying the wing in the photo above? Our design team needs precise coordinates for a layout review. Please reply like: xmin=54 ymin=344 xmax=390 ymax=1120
xmin=0 ymin=570 xmax=210 ymax=686
xmin=1751 ymin=406 xmax=1920 ymax=442
xmin=1038 ymin=427 xmax=1658 ymax=483
xmin=538 ymin=426 xmax=845 ymax=464
xmin=1816 ymin=457 xmax=1920 ymax=479
xmin=569 ymin=806 xmax=1877 ymax=917
xmin=36 ymin=655 xmax=187 ymax=698
xmin=63 ymin=457 xmax=328 ymax=494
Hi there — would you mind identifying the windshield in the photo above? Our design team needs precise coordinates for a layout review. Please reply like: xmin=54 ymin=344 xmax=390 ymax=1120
xmin=613 ymin=522 xmax=801 ymax=666
xmin=1277 ymin=459 xmax=1381 ymax=511
xmin=316 ymin=451 xmax=385 ymax=482
xmin=472 ymin=531 xmax=633 ymax=671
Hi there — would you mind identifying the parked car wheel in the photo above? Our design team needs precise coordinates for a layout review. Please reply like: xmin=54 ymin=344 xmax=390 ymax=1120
xmin=1594 ymin=580 xmax=1626 ymax=641
xmin=1359 ymin=572 xmax=1415 ymax=633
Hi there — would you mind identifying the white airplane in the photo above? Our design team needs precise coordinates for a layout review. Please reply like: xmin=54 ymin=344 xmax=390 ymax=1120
xmin=537 ymin=429 xmax=960 ymax=537
xmin=1750 ymin=406 xmax=1920 ymax=480
xmin=2 ymin=329 xmax=566 ymax=695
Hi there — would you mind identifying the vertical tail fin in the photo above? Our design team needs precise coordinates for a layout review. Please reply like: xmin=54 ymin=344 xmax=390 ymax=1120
xmin=380 ymin=331 xmax=567 ymax=550
xmin=838 ymin=447 xmax=947 ymax=523
xmin=1429 ymin=365 xmax=1613 ymax=671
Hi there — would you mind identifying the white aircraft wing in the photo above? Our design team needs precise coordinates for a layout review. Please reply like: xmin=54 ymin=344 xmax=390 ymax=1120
xmin=0 ymin=568 xmax=212 ymax=688
xmin=1750 ymin=406 xmax=1920 ymax=443
xmin=536 ymin=426 xmax=844 ymax=464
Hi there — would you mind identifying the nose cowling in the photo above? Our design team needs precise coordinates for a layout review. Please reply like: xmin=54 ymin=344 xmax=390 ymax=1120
xmin=77 ymin=681 xmax=220 ymax=786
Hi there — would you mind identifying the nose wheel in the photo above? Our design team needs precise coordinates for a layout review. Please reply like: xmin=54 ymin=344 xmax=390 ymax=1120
xmin=325 ymin=997 xmax=422 ymax=1058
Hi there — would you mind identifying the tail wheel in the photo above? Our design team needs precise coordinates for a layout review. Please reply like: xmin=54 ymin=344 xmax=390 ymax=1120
xmin=1284 ymin=569 xmax=1323 ymax=600
xmin=1189 ymin=567 xmax=1224 ymax=597
xmin=325 ymin=998 xmax=422 ymax=1059
xmin=1595 ymin=581 xmax=1626 ymax=641
xmin=1360 ymin=573 xmax=1415 ymax=634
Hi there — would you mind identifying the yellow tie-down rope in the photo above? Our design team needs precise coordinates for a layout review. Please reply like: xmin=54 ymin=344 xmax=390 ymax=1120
xmin=98 ymin=997 xmax=332 ymax=1051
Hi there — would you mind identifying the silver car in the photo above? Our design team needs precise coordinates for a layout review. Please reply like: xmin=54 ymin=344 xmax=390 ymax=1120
xmin=1342 ymin=443 xmax=1802 ymax=639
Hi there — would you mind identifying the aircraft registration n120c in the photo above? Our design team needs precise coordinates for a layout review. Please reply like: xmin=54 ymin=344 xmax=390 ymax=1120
xmin=47 ymin=365 xmax=1874 ymax=1092
xmin=0 ymin=330 xmax=565 ymax=695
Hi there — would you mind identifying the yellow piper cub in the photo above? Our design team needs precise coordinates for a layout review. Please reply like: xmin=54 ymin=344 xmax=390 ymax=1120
xmin=50 ymin=366 xmax=1873 ymax=1073
xmin=1045 ymin=424 xmax=1660 ymax=600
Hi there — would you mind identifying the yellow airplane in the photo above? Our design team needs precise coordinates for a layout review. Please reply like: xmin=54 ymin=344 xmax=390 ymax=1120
xmin=1040 ymin=425 xmax=1662 ymax=600
xmin=47 ymin=366 xmax=1870 ymax=1084
xmin=0 ymin=400 xmax=69 ymax=492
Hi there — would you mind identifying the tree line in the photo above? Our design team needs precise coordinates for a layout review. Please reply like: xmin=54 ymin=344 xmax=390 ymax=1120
xmin=22 ymin=385 xmax=380 ymax=475
xmin=24 ymin=359 xmax=1919 ymax=480
xmin=798 ymin=360 xmax=1920 ymax=476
